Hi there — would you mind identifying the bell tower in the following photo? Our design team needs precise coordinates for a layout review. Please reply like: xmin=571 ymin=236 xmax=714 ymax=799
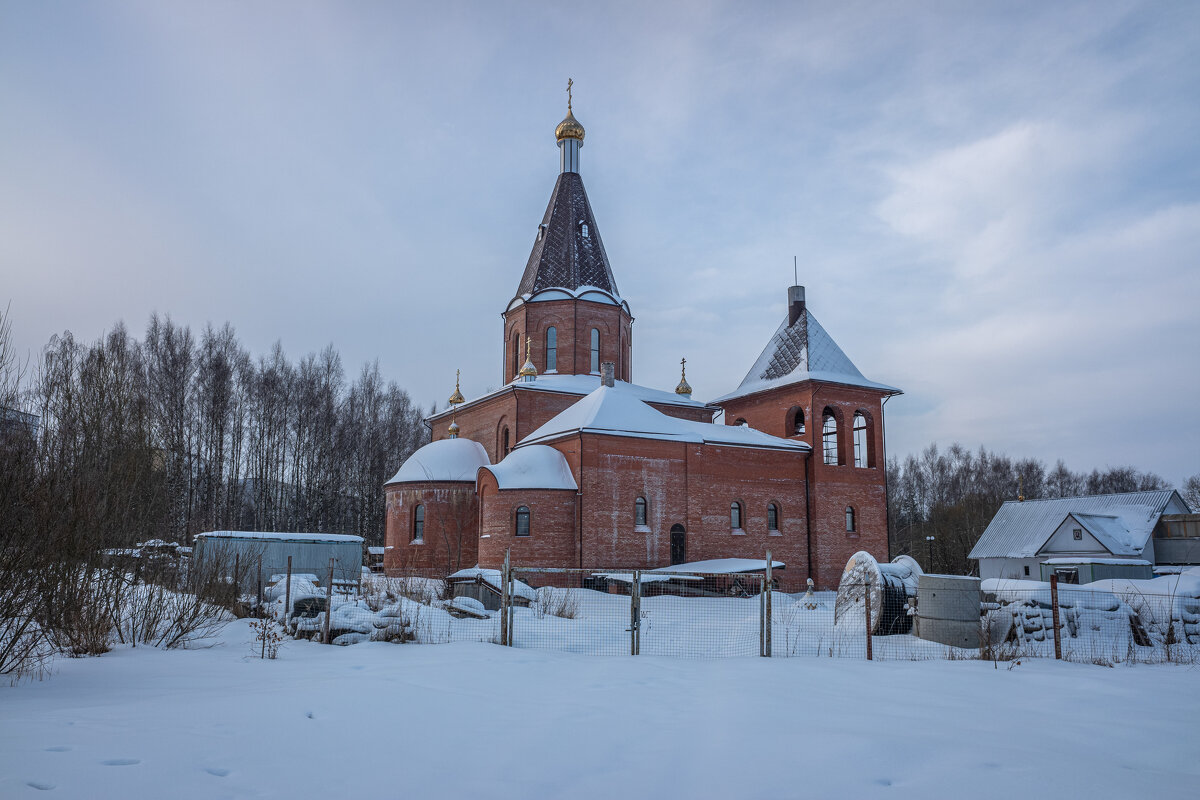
xmin=502 ymin=81 xmax=633 ymax=384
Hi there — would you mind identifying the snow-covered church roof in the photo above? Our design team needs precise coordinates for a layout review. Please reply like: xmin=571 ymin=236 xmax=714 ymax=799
xmin=482 ymin=445 xmax=577 ymax=490
xmin=713 ymin=301 xmax=899 ymax=404
xmin=520 ymin=383 xmax=809 ymax=452
xmin=385 ymin=438 xmax=490 ymax=485
xmin=428 ymin=373 xmax=711 ymax=426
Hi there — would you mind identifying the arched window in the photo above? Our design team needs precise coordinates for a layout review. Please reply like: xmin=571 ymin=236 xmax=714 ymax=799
xmin=791 ymin=407 xmax=805 ymax=436
xmin=845 ymin=506 xmax=856 ymax=532
xmin=501 ymin=427 xmax=510 ymax=457
xmin=853 ymin=412 xmax=868 ymax=468
xmin=515 ymin=506 xmax=531 ymax=537
xmin=581 ymin=223 xmax=590 ymax=238
xmin=730 ymin=501 xmax=743 ymax=531
xmin=822 ymin=411 xmax=839 ymax=465
xmin=634 ymin=496 xmax=647 ymax=526
xmin=590 ymin=329 xmax=600 ymax=373
xmin=511 ymin=332 xmax=520 ymax=379
xmin=767 ymin=503 xmax=779 ymax=532
xmin=545 ymin=326 xmax=557 ymax=372
xmin=412 ymin=504 xmax=425 ymax=543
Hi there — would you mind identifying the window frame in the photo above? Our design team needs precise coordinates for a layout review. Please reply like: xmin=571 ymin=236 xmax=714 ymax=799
xmin=822 ymin=411 xmax=839 ymax=466
xmin=767 ymin=503 xmax=779 ymax=532
xmin=634 ymin=496 xmax=647 ymax=527
xmin=590 ymin=328 xmax=600 ymax=374
xmin=412 ymin=504 xmax=425 ymax=543
xmin=845 ymin=505 xmax=856 ymax=533
xmin=545 ymin=326 xmax=557 ymax=372
xmin=730 ymin=501 xmax=743 ymax=532
xmin=791 ymin=407 xmax=805 ymax=436
xmin=515 ymin=505 xmax=531 ymax=537
xmin=853 ymin=412 xmax=868 ymax=468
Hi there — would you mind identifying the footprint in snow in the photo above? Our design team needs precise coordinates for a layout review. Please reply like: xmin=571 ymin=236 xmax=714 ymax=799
xmin=101 ymin=759 xmax=140 ymax=767
xmin=874 ymin=778 xmax=893 ymax=787
xmin=204 ymin=767 xmax=231 ymax=777
xmin=44 ymin=746 xmax=71 ymax=752
xmin=305 ymin=711 xmax=314 ymax=719
xmin=27 ymin=781 xmax=55 ymax=791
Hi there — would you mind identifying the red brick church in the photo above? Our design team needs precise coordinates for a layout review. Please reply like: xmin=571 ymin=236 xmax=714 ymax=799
xmin=384 ymin=97 xmax=900 ymax=589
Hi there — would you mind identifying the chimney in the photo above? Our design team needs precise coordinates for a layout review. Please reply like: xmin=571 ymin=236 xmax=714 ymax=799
xmin=601 ymin=361 xmax=615 ymax=387
xmin=788 ymin=285 xmax=806 ymax=327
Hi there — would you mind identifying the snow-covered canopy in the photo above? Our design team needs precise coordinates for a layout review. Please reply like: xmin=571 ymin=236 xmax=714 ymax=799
xmin=195 ymin=531 xmax=363 ymax=544
xmin=482 ymin=444 xmax=577 ymax=490
xmin=712 ymin=307 xmax=899 ymax=403
xmin=386 ymin=438 xmax=490 ymax=485
xmin=648 ymin=558 xmax=785 ymax=575
xmin=968 ymin=490 xmax=1186 ymax=560
xmin=520 ymin=383 xmax=810 ymax=453
xmin=446 ymin=566 xmax=537 ymax=602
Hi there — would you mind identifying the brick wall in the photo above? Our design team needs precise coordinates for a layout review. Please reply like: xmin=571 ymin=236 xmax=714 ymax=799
xmin=383 ymin=481 xmax=479 ymax=574
xmin=503 ymin=299 xmax=633 ymax=381
xmin=477 ymin=469 xmax=579 ymax=567
xmin=718 ymin=381 xmax=891 ymax=587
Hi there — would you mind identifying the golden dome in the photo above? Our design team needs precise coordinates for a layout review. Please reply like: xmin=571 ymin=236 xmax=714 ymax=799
xmin=675 ymin=357 xmax=692 ymax=396
xmin=555 ymin=109 xmax=585 ymax=142
xmin=448 ymin=369 xmax=465 ymax=406
xmin=447 ymin=420 xmax=460 ymax=438
xmin=519 ymin=336 xmax=538 ymax=378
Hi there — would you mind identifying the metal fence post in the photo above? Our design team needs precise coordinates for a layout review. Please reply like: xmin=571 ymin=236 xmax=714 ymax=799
xmin=764 ymin=550 xmax=773 ymax=658
xmin=1050 ymin=574 xmax=1062 ymax=660
xmin=500 ymin=549 xmax=511 ymax=647
xmin=631 ymin=570 xmax=641 ymax=656
xmin=759 ymin=580 xmax=766 ymax=657
xmin=284 ymin=555 xmax=293 ymax=625
xmin=322 ymin=557 xmax=334 ymax=644
xmin=865 ymin=582 xmax=873 ymax=661
xmin=507 ymin=567 xmax=515 ymax=647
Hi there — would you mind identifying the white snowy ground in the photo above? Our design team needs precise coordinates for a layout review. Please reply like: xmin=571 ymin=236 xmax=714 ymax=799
xmin=1 ymin=620 xmax=1197 ymax=800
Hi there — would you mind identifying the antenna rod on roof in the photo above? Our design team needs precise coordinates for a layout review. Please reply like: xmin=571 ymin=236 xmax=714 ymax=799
xmin=793 ymin=256 xmax=797 ymax=286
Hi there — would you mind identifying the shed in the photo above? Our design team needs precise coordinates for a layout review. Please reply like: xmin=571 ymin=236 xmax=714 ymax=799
xmin=193 ymin=531 xmax=364 ymax=592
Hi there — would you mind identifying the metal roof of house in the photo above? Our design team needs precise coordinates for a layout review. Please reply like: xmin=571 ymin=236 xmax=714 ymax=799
xmin=968 ymin=490 xmax=1181 ymax=560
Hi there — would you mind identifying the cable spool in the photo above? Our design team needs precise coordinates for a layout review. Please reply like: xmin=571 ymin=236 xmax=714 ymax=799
xmin=834 ymin=552 xmax=923 ymax=635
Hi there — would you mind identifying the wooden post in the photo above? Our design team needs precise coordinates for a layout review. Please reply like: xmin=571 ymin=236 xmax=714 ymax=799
xmin=764 ymin=551 xmax=773 ymax=658
xmin=631 ymin=570 xmax=641 ymax=656
xmin=500 ymin=549 xmax=510 ymax=647
xmin=865 ymin=583 xmax=873 ymax=661
xmin=1050 ymin=574 xmax=1062 ymax=660
xmin=322 ymin=557 xmax=334 ymax=644
xmin=284 ymin=555 xmax=293 ymax=627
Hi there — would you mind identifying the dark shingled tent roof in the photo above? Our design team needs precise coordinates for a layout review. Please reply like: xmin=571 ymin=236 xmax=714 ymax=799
xmin=515 ymin=171 xmax=619 ymax=297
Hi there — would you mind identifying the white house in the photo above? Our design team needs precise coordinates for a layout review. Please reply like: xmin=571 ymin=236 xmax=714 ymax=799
xmin=969 ymin=490 xmax=1198 ymax=581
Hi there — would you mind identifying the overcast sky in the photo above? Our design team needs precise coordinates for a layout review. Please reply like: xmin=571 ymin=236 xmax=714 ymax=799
xmin=2 ymin=1 xmax=1197 ymax=483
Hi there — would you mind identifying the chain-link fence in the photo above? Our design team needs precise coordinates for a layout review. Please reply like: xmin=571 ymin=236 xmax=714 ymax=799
xmin=479 ymin=562 xmax=1200 ymax=665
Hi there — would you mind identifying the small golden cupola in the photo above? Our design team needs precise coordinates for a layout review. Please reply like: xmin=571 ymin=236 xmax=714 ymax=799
xmin=556 ymin=78 xmax=585 ymax=174
xmin=519 ymin=336 xmax=538 ymax=382
xmin=675 ymin=357 xmax=692 ymax=397
xmin=447 ymin=369 xmax=466 ymax=438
